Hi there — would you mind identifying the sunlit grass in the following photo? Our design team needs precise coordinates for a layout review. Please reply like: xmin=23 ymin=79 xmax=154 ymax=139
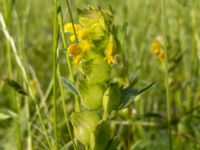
xmin=0 ymin=0 xmax=200 ymax=149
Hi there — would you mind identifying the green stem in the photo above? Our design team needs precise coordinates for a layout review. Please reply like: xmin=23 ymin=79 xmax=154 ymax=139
xmin=161 ymin=0 xmax=172 ymax=149
xmin=58 ymin=3 xmax=80 ymax=112
xmin=3 ymin=1 xmax=22 ymax=149
xmin=57 ymin=5 xmax=78 ymax=149
xmin=57 ymin=68 xmax=78 ymax=150
xmin=53 ymin=0 xmax=59 ymax=149
xmin=16 ymin=95 xmax=22 ymax=150
xmin=65 ymin=0 xmax=80 ymax=112
xmin=0 ymin=10 xmax=52 ymax=150
xmin=65 ymin=0 xmax=79 ymax=42
xmin=33 ymin=102 xmax=53 ymax=149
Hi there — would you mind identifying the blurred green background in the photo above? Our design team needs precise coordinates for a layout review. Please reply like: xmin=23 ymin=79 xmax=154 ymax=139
xmin=0 ymin=0 xmax=200 ymax=149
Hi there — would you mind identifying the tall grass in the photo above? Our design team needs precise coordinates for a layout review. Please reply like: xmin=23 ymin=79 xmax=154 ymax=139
xmin=0 ymin=0 xmax=200 ymax=149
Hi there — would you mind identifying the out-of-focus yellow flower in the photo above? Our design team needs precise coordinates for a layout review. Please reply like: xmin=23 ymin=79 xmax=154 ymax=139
xmin=78 ymin=29 xmax=91 ymax=40
xmin=74 ymin=55 xmax=82 ymax=64
xmin=79 ymin=40 xmax=92 ymax=51
xmin=159 ymin=51 xmax=165 ymax=63
xmin=151 ymin=35 xmax=165 ymax=63
xmin=104 ymin=37 xmax=116 ymax=64
xmin=69 ymin=35 xmax=76 ymax=42
xmin=151 ymin=41 xmax=161 ymax=56
xmin=67 ymin=44 xmax=82 ymax=56
xmin=64 ymin=23 xmax=82 ymax=33
xmin=67 ymin=41 xmax=93 ymax=64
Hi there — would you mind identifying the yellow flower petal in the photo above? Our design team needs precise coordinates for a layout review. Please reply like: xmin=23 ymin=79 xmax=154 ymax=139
xmin=104 ymin=37 xmax=116 ymax=64
xmin=79 ymin=40 xmax=92 ymax=51
xmin=78 ymin=29 xmax=91 ymax=40
xmin=70 ymin=35 xmax=76 ymax=42
xmin=73 ymin=55 xmax=82 ymax=64
xmin=151 ymin=41 xmax=160 ymax=56
xmin=67 ymin=44 xmax=82 ymax=56
xmin=159 ymin=51 xmax=165 ymax=63
xmin=64 ymin=23 xmax=82 ymax=33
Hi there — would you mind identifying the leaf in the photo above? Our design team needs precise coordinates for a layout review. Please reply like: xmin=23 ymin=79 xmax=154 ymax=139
xmin=105 ymin=138 xmax=118 ymax=150
xmin=0 ymin=109 xmax=17 ymax=120
xmin=90 ymin=121 xmax=110 ymax=150
xmin=0 ymin=113 xmax=10 ymax=120
xmin=61 ymin=77 xmax=80 ymax=97
xmin=134 ymin=113 xmax=164 ymax=121
xmin=4 ymin=79 xmax=28 ymax=96
xmin=117 ymin=81 xmax=156 ymax=109
xmin=0 ymin=80 xmax=4 ymax=92
xmin=130 ymin=140 xmax=143 ymax=150
xmin=59 ymin=48 xmax=66 ymax=53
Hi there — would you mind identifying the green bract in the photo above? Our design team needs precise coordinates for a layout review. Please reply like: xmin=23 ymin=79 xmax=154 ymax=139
xmin=78 ymin=6 xmax=112 ymax=31
xmin=103 ymin=83 xmax=122 ymax=112
xmin=82 ymin=53 xmax=111 ymax=84
xmin=78 ymin=80 xmax=105 ymax=110
xmin=90 ymin=121 xmax=110 ymax=150
xmin=71 ymin=111 xmax=100 ymax=145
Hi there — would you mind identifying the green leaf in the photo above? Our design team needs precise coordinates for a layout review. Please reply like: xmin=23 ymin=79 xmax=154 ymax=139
xmin=61 ymin=77 xmax=80 ymax=97
xmin=105 ymin=138 xmax=118 ymax=150
xmin=4 ymin=79 xmax=28 ymax=96
xmin=59 ymin=48 xmax=67 ymax=53
xmin=0 ymin=113 xmax=10 ymax=120
xmin=71 ymin=111 xmax=100 ymax=146
xmin=117 ymin=81 xmax=156 ymax=109
xmin=90 ymin=121 xmax=110 ymax=150
xmin=0 ymin=80 xmax=4 ymax=92
xmin=134 ymin=113 xmax=164 ymax=121
xmin=0 ymin=109 xmax=17 ymax=120
xmin=78 ymin=80 xmax=104 ymax=110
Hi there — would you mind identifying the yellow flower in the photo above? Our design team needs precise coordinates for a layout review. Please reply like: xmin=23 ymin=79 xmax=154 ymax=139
xmin=151 ymin=41 xmax=161 ymax=56
xmin=69 ymin=35 xmax=76 ymax=42
xmin=64 ymin=23 xmax=82 ymax=33
xmin=79 ymin=40 xmax=92 ymax=51
xmin=159 ymin=51 xmax=165 ymax=63
xmin=104 ymin=37 xmax=116 ymax=64
xmin=78 ymin=28 xmax=91 ymax=40
xmin=74 ymin=55 xmax=82 ymax=64
xmin=67 ymin=44 xmax=82 ymax=56
xmin=67 ymin=41 xmax=93 ymax=64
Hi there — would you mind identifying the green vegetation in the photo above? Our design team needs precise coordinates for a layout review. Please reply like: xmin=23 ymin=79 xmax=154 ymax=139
xmin=0 ymin=0 xmax=200 ymax=150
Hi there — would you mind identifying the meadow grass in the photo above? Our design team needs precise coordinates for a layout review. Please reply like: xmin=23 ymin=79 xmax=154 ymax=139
xmin=0 ymin=0 xmax=200 ymax=150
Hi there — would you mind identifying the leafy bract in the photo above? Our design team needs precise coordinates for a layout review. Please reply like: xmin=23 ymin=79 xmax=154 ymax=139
xmin=4 ymin=79 xmax=28 ymax=96
xmin=117 ymin=82 xmax=156 ymax=109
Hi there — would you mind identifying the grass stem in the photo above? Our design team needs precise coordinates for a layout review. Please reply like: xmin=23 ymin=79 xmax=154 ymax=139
xmin=53 ymin=0 xmax=59 ymax=149
xmin=161 ymin=0 xmax=172 ymax=149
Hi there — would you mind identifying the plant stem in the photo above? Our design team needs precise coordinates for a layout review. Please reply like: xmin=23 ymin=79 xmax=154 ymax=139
xmin=161 ymin=0 xmax=172 ymax=149
xmin=57 ymin=68 xmax=78 ymax=150
xmin=3 ymin=1 xmax=22 ymax=149
xmin=65 ymin=0 xmax=78 ymax=42
xmin=57 ymin=6 xmax=78 ymax=149
xmin=0 ymin=11 xmax=53 ymax=150
xmin=53 ymin=0 xmax=59 ymax=149
xmin=65 ymin=0 xmax=80 ymax=112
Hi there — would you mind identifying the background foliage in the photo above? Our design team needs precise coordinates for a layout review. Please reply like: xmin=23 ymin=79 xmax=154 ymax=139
xmin=0 ymin=0 xmax=200 ymax=149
